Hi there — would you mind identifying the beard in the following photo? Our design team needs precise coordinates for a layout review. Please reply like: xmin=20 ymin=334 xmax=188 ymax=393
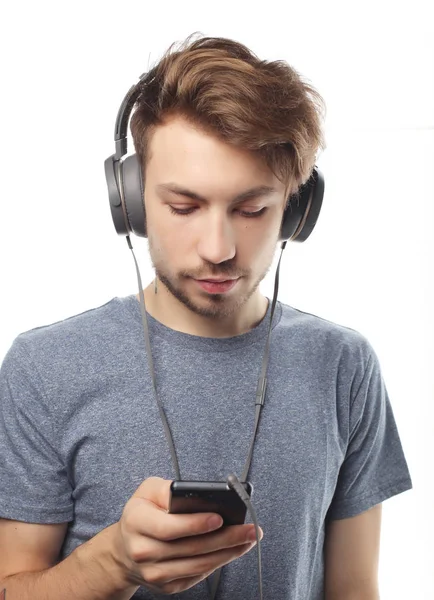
xmin=147 ymin=237 xmax=274 ymax=321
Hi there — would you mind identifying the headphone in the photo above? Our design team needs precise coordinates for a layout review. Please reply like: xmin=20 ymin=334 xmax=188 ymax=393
xmin=104 ymin=71 xmax=325 ymax=243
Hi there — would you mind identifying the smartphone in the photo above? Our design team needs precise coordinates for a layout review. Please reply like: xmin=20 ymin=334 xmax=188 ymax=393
xmin=169 ymin=480 xmax=253 ymax=526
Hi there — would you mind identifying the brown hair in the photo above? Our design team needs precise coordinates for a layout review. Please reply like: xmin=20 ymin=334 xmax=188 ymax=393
xmin=130 ymin=33 xmax=326 ymax=199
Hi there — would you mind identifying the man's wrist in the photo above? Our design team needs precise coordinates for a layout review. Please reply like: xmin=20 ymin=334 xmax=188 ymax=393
xmin=74 ymin=522 xmax=140 ymax=599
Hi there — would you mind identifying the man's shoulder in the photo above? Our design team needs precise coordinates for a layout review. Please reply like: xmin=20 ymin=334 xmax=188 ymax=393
xmin=277 ymin=301 xmax=372 ymax=360
xmin=8 ymin=295 xmax=133 ymax=364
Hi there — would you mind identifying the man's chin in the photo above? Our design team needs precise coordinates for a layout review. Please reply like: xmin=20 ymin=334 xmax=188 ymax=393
xmin=156 ymin=273 xmax=250 ymax=314
xmin=179 ymin=282 xmax=244 ymax=318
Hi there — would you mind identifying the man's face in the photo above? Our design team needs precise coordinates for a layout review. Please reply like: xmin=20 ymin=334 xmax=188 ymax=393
xmin=143 ymin=115 xmax=287 ymax=321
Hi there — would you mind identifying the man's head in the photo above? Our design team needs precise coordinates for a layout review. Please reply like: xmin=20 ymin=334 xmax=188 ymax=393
xmin=130 ymin=34 xmax=326 ymax=321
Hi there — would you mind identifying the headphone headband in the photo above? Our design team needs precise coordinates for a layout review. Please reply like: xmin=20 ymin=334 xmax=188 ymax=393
xmin=113 ymin=72 xmax=149 ymax=159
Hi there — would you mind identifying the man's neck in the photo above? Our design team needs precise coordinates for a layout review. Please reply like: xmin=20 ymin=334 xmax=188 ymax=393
xmin=135 ymin=282 xmax=269 ymax=338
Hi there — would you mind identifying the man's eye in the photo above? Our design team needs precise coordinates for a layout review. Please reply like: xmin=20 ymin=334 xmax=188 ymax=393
xmin=168 ymin=206 xmax=195 ymax=216
xmin=239 ymin=208 xmax=268 ymax=218
xmin=168 ymin=206 xmax=267 ymax=218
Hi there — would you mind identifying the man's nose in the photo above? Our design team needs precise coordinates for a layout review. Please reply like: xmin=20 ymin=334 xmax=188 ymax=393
xmin=196 ymin=214 xmax=236 ymax=265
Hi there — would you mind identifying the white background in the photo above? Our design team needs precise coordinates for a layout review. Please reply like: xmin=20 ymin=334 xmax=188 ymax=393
xmin=1 ymin=1 xmax=433 ymax=597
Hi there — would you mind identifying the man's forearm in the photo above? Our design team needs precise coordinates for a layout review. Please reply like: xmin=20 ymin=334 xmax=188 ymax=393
xmin=0 ymin=523 xmax=140 ymax=600
xmin=325 ymin=591 xmax=380 ymax=600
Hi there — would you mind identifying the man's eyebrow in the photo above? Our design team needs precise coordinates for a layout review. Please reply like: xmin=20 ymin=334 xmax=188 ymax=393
xmin=156 ymin=183 xmax=277 ymax=204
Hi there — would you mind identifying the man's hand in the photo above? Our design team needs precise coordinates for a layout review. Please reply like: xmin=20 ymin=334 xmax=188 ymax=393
xmin=110 ymin=477 xmax=262 ymax=595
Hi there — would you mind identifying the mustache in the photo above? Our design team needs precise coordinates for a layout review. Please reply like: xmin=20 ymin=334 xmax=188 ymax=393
xmin=185 ymin=266 xmax=247 ymax=279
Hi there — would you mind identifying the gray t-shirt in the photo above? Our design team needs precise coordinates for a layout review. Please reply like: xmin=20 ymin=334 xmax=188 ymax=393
xmin=0 ymin=294 xmax=413 ymax=599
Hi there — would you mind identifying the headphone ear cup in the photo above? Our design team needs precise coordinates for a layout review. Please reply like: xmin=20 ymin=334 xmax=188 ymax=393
xmin=122 ymin=153 xmax=147 ymax=237
xmin=104 ymin=155 xmax=130 ymax=236
xmin=279 ymin=167 xmax=324 ymax=242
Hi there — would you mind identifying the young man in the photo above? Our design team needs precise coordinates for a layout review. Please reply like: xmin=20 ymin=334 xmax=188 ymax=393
xmin=0 ymin=35 xmax=412 ymax=599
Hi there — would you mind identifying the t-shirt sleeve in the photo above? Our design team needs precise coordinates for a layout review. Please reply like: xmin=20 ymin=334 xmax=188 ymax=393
xmin=0 ymin=337 xmax=74 ymax=523
xmin=326 ymin=342 xmax=413 ymax=520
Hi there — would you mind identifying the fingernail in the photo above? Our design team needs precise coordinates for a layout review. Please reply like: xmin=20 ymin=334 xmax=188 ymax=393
xmin=247 ymin=527 xmax=263 ymax=542
xmin=207 ymin=515 xmax=223 ymax=530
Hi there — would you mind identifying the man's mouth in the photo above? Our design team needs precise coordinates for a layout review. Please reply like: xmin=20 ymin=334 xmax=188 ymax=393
xmin=194 ymin=278 xmax=240 ymax=294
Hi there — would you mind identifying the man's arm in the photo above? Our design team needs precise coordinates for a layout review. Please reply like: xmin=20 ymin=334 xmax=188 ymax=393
xmin=324 ymin=504 xmax=382 ymax=599
xmin=0 ymin=523 xmax=139 ymax=600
